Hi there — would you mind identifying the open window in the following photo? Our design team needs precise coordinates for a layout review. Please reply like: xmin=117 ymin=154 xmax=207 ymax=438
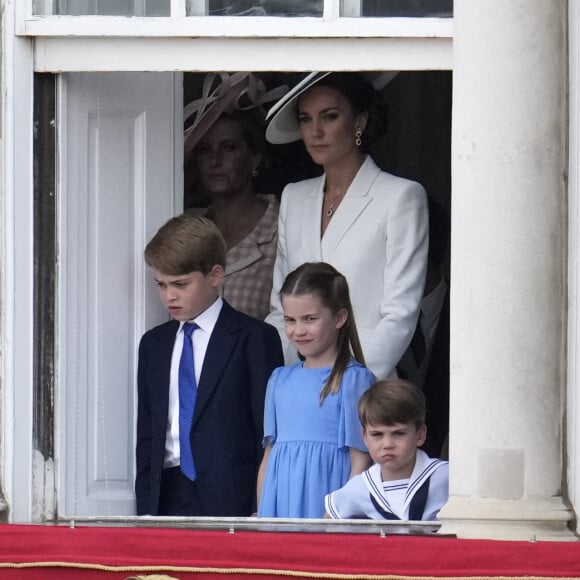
xmin=11 ymin=0 xmax=454 ymax=522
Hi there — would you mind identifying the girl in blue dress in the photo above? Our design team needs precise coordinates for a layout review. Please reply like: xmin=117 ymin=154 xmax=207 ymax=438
xmin=257 ymin=262 xmax=374 ymax=518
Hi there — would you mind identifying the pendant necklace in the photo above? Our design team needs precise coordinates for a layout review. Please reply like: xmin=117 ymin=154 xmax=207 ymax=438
xmin=325 ymin=192 xmax=344 ymax=218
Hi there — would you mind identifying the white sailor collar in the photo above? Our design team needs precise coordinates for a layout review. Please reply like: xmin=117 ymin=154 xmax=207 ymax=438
xmin=363 ymin=449 xmax=447 ymax=519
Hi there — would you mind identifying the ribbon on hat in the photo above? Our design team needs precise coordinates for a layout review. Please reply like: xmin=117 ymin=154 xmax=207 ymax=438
xmin=184 ymin=72 xmax=288 ymax=158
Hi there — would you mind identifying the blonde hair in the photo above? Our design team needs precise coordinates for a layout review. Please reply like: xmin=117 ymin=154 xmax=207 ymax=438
xmin=280 ymin=262 xmax=366 ymax=404
xmin=145 ymin=213 xmax=226 ymax=276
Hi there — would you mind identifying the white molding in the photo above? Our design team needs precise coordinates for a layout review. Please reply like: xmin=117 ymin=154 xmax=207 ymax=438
xmin=53 ymin=73 xmax=67 ymax=517
xmin=1 ymin=1 xmax=36 ymax=523
xmin=15 ymin=0 xmax=30 ymax=34
xmin=33 ymin=36 xmax=452 ymax=72
xmin=173 ymin=72 xmax=184 ymax=216
xmin=171 ymin=0 xmax=186 ymax=18
xmin=22 ymin=15 xmax=453 ymax=38
xmin=186 ymin=0 xmax=208 ymax=16
xmin=56 ymin=72 xmax=179 ymax=517
xmin=323 ymin=0 xmax=340 ymax=20
xmin=568 ymin=0 xmax=580 ymax=533
xmin=341 ymin=0 xmax=362 ymax=18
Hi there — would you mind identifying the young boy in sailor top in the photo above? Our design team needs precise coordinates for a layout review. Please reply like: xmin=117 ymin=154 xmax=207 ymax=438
xmin=325 ymin=379 xmax=448 ymax=520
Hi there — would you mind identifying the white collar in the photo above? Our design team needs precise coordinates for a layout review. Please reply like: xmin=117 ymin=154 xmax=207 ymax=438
xmin=178 ymin=296 xmax=223 ymax=335
xmin=363 ymin=450 xmax=447 ymax=517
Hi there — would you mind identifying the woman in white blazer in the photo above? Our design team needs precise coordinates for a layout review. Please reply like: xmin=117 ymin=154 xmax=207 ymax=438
xmin=265 ymin=72 xmax=428 ymax=379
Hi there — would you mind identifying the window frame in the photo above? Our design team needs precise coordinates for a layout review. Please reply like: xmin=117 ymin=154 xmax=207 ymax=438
xmin=20 ymin=0 xmax=453 ymax=73
xmin=4 ymin=0 xmax=454 ymax=524
xmin=21 ymin=15 xmax=453 ymax=38
xmin=24 ymin=0 xmax=453 ymax=27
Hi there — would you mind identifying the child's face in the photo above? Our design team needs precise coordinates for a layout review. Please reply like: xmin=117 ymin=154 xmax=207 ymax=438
xmin=153 ymin=266 xmax=223 ymax=321
xmin=281 ymin=292 xmax=347 ymax=368
xmin=362 ymin=422 xmax=427 ymax=481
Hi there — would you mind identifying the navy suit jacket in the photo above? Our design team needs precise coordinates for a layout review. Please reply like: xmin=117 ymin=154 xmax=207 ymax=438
xmin=135 ymin=300 xmax=283 ymax=516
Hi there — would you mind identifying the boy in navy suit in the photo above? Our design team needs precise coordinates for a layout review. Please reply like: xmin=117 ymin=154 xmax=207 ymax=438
xmin=136 ymin=214 xmax=283 ymax=516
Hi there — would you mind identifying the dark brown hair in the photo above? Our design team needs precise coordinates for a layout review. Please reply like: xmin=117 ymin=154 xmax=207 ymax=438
xmin=298 ymin=73 xmax=375 ymax=151
xmin=312 ymin=72 xmax=374 ymax=116
xmin=144 ymin=213 xmax=226 ymax=275
xmin=280 ymin=261 xmax=366 ymax=403
xmin=358 ymin=379 xmax=426 ymax=429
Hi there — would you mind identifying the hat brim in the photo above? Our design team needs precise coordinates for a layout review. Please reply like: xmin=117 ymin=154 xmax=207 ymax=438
xmin=265 ymin=72 xmax=331 ymax=144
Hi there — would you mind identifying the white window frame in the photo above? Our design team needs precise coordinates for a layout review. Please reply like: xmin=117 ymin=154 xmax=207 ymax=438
xmin=21 ymin=0 xmax=453 ymax=34
xmin=2 ymin=1 xmax=36 ymax=522
xmin=3 ymin=0 xmax=453 ymax=523
xmin=21 ymin=17 xmax=453 ymax=39
xmin=18 ymin=0 xmax=453 ymax=73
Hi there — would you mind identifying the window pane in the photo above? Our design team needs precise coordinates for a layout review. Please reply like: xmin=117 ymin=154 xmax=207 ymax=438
xmin=191 ymin=1 xmax=322 ymax=16
xmin=33 ymin=0 xmax=170 ymax=16
xmin=341 ymin=0 xmax=453 ymax=17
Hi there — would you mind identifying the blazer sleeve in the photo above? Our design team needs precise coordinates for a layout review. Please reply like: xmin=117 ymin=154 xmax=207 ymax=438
xmin=246 ymin=322 xmax=284 ymax=441
xmin=361 ymin=179 xmax=428 ymax=378
xmin=135 ymin=333 xmax=152 ymax=515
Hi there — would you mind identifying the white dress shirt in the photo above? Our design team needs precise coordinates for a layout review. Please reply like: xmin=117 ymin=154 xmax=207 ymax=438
xmin=163 ymin=297 xmax=223 ymax=468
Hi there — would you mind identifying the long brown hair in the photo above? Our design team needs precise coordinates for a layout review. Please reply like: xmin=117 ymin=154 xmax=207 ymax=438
xmin=280 ymin=262 xmax=366 ymax=404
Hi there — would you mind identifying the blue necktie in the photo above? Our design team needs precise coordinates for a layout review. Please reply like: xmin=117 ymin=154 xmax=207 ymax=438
xmin=179 ymin=322 xmax=198 ymax=481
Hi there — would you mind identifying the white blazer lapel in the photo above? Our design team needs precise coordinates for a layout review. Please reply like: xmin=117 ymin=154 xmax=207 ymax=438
xmin=321 ymin=157 xmax=381 ymax=258
xmin=300 ymin=177 xmax=324 ymax=261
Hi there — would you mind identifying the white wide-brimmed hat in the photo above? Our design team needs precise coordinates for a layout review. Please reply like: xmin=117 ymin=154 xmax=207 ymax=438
xmin=265 ymin=71 xmax=331 ymax=145
xmin=265 ymin=71 xmax=398 ymax=145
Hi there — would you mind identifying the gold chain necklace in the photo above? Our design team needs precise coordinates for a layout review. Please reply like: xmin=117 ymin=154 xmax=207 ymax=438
xmin=325 ymin=192 xmax=345 ymax=217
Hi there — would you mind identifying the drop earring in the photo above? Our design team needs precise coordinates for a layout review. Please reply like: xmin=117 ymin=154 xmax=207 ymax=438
xmin=355 ymin=129 xmax=362 ymax=147
xmin=251 ymin=168 xmax=259 ymax=178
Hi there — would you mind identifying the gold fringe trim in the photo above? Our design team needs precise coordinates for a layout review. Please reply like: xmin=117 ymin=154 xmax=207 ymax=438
xmin=0 ymin=564 xmax=577 ymax=580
